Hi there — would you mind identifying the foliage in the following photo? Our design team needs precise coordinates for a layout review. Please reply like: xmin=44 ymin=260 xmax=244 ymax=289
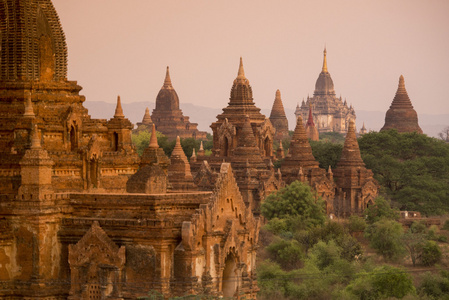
xmin=443 ymin=219 xmax=449 ymax=231
xmin=132 ymin=130 xmax=165 ymax=156
xmin=345 ymin=265 xmax=416 ymax=299
xmin=257 ymin=261 xmax=292 ymax=300
xmin=308 ymin=240 xmax=342 ymax=270
xmin=131 ymin=129 xmax=213 ymax=158
xmin=420 ymin=241 xmax=442 ymax=266
xmin=310 ymin=140 xmax=343 ymax=170
xmin=365 ymin=219 xmax=405 ymax=261
xmin=319 ymin=131 xmax=346 ymax=143
xmin=418 ymin=271 xmax=449 ymax=300
xmin=261 ymin=181 xmax=326 ymax=228
xmin=347 ymin=215 xmax=367 ymax=233
xmin=364 ymin=196 xmax=399 ymax=224
xmin=358 ymin=129 xmax=449 ymax=215
xmin=266 ymin=237 xmax=304 ymax=270
xmin=401 ymin=230 xmax=426 ymax=267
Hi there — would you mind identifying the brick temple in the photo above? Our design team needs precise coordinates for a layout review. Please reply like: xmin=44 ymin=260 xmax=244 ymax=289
xmin=381 ymin=75 xmax=423 ymax=134
xmin=149 ymin=67 xmax=207 ymax=140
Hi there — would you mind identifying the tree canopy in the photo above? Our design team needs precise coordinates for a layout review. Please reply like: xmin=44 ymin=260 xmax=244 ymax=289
xmin=359 ymin=129 xmax=449 ymax=215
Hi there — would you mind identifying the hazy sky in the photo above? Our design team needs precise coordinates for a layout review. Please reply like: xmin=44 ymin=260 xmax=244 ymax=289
xmin=53 ymin=0 xmax=449 ymax=118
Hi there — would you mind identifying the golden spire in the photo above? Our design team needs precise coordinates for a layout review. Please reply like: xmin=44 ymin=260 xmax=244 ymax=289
xmin=163 ymin=66 xmax=173 ymax=88
xmin=114 ymin=95 xmax=125 ymax=118
xmin=148 ymin=124 xmax=159 ymax=149
xmin=322 ymin=47 xmax=328 ymax=73
xmin=238 ymin=57 xmax=245 ymax=78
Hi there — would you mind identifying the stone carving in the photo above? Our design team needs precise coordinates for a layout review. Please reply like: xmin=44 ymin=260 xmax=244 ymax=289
xmin=68 ymin=221 xmax=125 ymax=299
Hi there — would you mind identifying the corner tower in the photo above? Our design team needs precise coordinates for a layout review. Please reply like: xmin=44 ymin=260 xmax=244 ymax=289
xmin=269 ymin=89 xmax=289 ymax=140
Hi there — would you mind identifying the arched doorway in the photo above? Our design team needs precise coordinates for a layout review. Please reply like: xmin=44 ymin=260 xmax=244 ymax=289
xmin=112 ymin=132 xmax=119 ymax=151
xmin=264 ymin=136 xmax=271 ymax=157
xmin=222 ymin=253 xmax=237 ymax=297
xmin=222 ymin=136 xmax=229 ymax=157
xmin=90 ymin=159 xmax=98 ymax=189
xmin=70 ymin=126 xmax=77 ymax=151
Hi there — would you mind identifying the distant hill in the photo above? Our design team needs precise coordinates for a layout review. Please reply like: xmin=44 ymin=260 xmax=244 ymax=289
xmin=83 ymin=101 xmax=448 ymax=138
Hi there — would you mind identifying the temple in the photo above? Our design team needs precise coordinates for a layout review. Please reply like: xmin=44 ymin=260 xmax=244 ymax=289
xmin=381 ymin=75 xmax=423 ymax=133
xmin=333 ymin=120 xmax=379 ymax=216
xmin=0 ymin=1 xmax=259 ymax=298
xmin=269 ymin=89 xmax=289 ymax=140
xmin=295 ymin=48 xmax=356 ymax=134
xmin=150 ymin=67 xmax=208 ymax=140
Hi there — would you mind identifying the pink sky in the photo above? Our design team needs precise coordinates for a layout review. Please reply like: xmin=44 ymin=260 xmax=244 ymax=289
xmin=53 ymin=0 xmax=449 ymax=118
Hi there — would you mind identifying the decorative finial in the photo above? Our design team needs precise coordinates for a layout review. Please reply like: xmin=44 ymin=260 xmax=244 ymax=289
xmin=148 ymin=124 xmax=158 ymax=148
xmin=199 ymin=141 xmax=204 ymax=151
xmin=238 ymin=57 xmax=245 ymax=78
xmin=322 ymin=46 xmax=328 ymax=73
xmin=23 ymin=91 xmax=35 ymax=118
xmin=114 ymin=95 xmax=125 ymax=118
xmin=31 ymin=124 xmax=41 ymax=149
xmin=164 ymin=66 xmax=172 ymax=88
xmin=279 ymin=140 xmax=283 ymax=149
xmin=275 ymin=89 xmax=281 ymax=100
xmin=191 ymin=148 xmax=196 ymax=158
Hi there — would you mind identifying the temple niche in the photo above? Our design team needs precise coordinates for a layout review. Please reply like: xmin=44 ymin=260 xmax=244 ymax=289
xmin=149 ymin=67 xmax=208 ymax=140
xmin=381 ymin=75 xmax=423 ymax=134
xmin=295 ymin=48 xmax=356 ymax=134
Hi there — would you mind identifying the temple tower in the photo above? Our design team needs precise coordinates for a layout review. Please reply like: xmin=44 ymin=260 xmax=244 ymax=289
xmin=380 ymin=75 xmax=423 ymax=133
xmin=269 ymin=89 xmax=289 ymax=140
xmin=210 ymin=58 xmax=275 ymax=159
xmin=333 ymin=120 xmax=379 ymax=216
xmin=151 ymin=67 xmax=207 ymax=140
xmin=305 ymin=104 xmax=319 ymax=141
xmin=295 ymin=48 xmax=356 ymax=134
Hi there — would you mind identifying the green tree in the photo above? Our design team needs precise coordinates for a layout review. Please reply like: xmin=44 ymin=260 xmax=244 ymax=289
xmin=364 ymin=196 xmax=399 ymax=224
xmin=418 ymin=271 xmax=449 ymax=300
xmin=365 ymin=219 xmax=405 ymax=261
xmin=345 ymin=265 xmax=416 ymax=299
xmin=266 ymin=237 xmax=304 ymax=270
xmin=310 ymin=140 xmax=343 ymax=169
xmin=400 ymin=230 xmax=425 ymax=267
xmin=261 ymin=181 xmax=326 ymax=228
xmin=420 ymin=240 xmax=442 ymax=266
xmin=359 ymin=129 xmax=449 ymax=215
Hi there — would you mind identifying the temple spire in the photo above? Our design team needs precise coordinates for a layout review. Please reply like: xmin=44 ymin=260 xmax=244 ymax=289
xmin=163 ymin=66 xmax=172 ymax=88
xmin=114 ymin=95 xmax=125 ymax=119
xmin=148 ymin=124 xmax=159 ymax=149
xmin=322 ymin=47 xmax=328 ymax=73
xmin=306 ymin=104 xmax=315 ymax=126
xmin=238 ymin=57 xmax=245 ymax=78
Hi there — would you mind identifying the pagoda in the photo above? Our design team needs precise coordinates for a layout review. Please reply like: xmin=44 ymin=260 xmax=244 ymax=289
xmin=295 ymin=48 xmax=356 ymax=134
xmin=381 ymin=75 xmax=423 ymax=133
xmin=151 ymin=67 xmax=207 ymax=140
xmin=269 ymin=89 xmax=289 ymax=140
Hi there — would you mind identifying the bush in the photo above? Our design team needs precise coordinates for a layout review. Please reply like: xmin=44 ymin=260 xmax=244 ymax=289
xmin=420 ymin=241 xmax=442 ymax=266
xmin=266 ymin=238 xmax=304 ymax=270
xmin=443 ymin=220 xmax=449 ymax=231
xmin=345 ymin=265 xmax=416 ymax=299
xmin=364 ymin=196 xmax=399 ymax=224
xmin=418 ymin=272 xmax=449 ymax=300
xmin=261 ymin=181 xmax=326 ymax=228
xmin=365 ymin=219 xmax=405 ymax=261
xmin=347 ymin=215 xmax=367 ymax=233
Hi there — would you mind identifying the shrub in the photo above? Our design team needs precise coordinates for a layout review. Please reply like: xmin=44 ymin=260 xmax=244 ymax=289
xmin=365 ymin=219 xmax=405 ymax=261
xmin=420 ymin=241 xmax=442 ymax=266
xmin=442 ymin=219 xmax=449 ymax=231
xmin=347 ymin=215 xmax=367 ymax=233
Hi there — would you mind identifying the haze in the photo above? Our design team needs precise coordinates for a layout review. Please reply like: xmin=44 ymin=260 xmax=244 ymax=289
xmin=53 ymin=0 xmax=449 ymax=126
